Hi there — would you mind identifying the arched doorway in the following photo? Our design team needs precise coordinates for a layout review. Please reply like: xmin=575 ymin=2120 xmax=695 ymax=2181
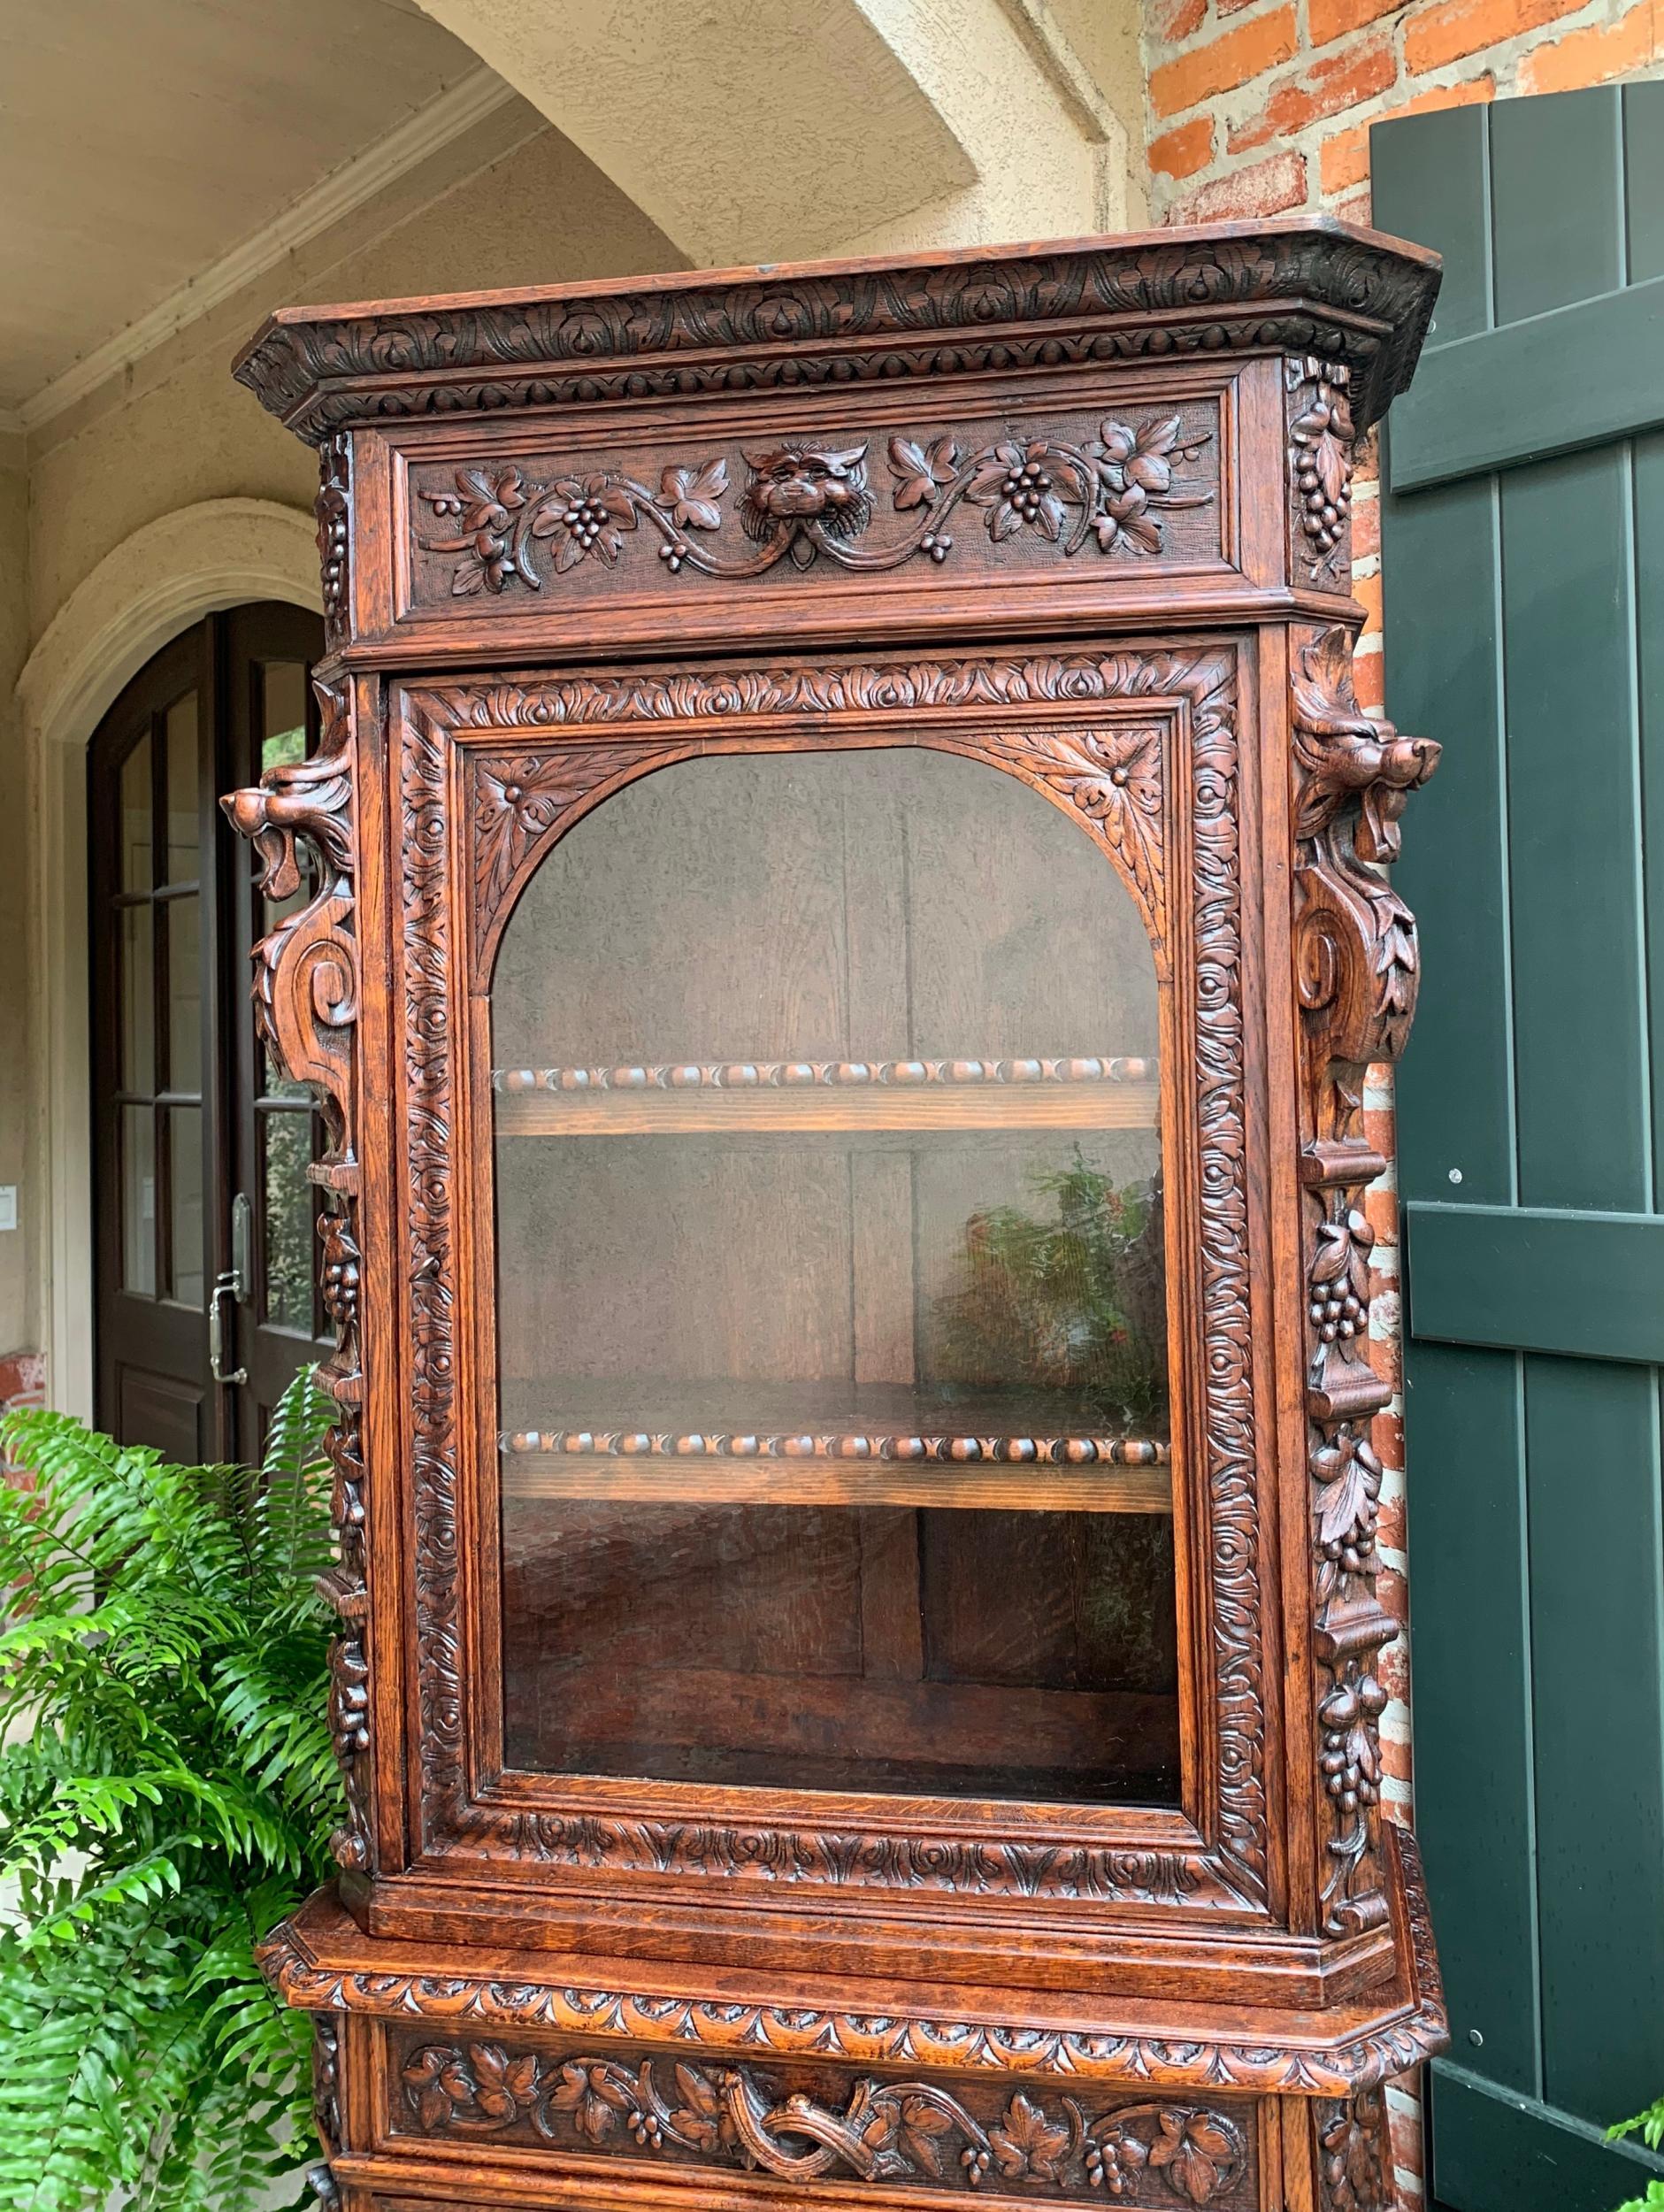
xmin=87 ymin=603 xmax=329 ymax=1460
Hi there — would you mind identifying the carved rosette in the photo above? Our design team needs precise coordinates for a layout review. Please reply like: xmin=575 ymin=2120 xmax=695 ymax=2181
xmin=1286 ymin=360 xmax=1354 ymax=589
xmin=220 ymin=676 xmax=371 ymax=1872
xmin=402 ymin=647 xmax=1264 ymax=1904
xmin=1291 ymin=629 xmax=1438 ymax=1938
xmin=392 ymin=2039 xmax=1253 ymax=2204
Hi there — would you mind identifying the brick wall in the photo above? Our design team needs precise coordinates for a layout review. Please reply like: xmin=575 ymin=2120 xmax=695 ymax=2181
xmin=1145 ymin=0 xmax=1664 ymax=228
xmin=1139 ymin=8 xmax=1661 ymax=2202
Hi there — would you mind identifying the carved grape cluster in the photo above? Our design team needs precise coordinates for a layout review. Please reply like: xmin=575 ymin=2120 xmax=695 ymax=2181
xmin=1289 ymin=361 xmax=1354 ymax=570
xmin=1319 ymin=1666 xmax=1386 ymax=1816
xmin=1085 ymin=2127 xmax=1148 ymax=2193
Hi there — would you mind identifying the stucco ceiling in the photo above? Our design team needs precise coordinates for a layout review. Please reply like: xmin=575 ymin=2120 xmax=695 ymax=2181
xmin=0 ymin=0 xmax=490 ymax=412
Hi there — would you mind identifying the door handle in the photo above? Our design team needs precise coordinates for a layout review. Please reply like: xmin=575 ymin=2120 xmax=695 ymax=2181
xmin=210 ymin=1271 xmax=248 ymax=1386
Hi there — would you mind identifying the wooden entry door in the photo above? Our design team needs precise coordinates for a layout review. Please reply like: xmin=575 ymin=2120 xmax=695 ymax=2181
xmin=1376 ymin=84 xmax=1664 ymax=2212
xmin=88 ymin=603 xmax=330 ymax=1462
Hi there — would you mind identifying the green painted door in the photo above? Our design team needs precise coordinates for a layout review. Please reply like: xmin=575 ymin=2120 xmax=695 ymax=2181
xmin=1376 ymin=83 xmax=1664 ymax=2212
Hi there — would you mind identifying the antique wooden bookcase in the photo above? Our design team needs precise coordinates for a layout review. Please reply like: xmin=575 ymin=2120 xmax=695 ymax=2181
xmin=227 ymin=221 xmax=1448 ymax=2212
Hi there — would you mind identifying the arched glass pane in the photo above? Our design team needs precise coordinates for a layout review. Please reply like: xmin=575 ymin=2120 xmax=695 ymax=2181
xmin=490 ymin=749 xmax=1178 ymax=1805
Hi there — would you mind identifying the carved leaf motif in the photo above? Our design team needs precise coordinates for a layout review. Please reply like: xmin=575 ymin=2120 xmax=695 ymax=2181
xmin=990 ymin=2093 xmax=1070 ymax=2181
xmin=897 ymin=2093 xmax=954 ymax=2177
xmin=659 ymin=457 xmax=728 ymax=530
xmin=1150 ymin=2108 xmax=1238 ymax=2204
xmin=670 ymin=2062 xmax=725 ymax=2150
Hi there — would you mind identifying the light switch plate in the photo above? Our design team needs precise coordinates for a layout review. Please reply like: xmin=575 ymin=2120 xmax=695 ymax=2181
xmin=0 ymin=1187 xmax=16 ymax=1232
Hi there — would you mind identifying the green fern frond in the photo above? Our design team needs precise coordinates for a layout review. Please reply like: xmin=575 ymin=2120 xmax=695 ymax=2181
xmin=0 ymin=1372 xmax=339 ymax=2210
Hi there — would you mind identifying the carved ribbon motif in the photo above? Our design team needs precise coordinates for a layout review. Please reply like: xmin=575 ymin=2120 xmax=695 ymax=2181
xmin=418 ymin=415 xmax=1213 ymax=598
xmin=220 ymin=678 xmax=371 ymax=1872
xmin=398 ymin=2042 xmax=1250 ymax=2204
xmin=1291 ymin=629 xmax=1438 ymax=1938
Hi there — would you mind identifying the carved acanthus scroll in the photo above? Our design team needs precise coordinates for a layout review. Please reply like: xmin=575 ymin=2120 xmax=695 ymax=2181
xmin=221 ymin=676 xmax=370 ymax=1871
xmin=1291 ymin=628 xmax=1438 ymax=1939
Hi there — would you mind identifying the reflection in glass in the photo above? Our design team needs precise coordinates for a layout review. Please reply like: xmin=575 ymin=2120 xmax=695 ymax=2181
xmin=165 ymin=895 xmax=201 ymax=1096
xmin=262 ymin=662 xmax=308 ymax=772
xmin=121 ymin=1106 xmax=156 ymax=1295
xmin=120 ymin=734 xmax=152 ymax=893
xmin=492 ymin=750 xmax=1179 ymax=1806
xmin=166 ymin=1107 xmax=203 ymax=1307
xmin=119 ymin=904 xmax=155 ymax=1094
xmin=262 ymin=1108 xmax=315 ymax=1332
xmin=165 ymin=694 xmax=199 ymax=883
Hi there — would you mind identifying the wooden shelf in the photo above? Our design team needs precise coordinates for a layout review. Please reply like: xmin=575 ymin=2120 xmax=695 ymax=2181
xmin=501 ymin=1423 xmax=1172 ymax=1514
xmin=494 ymin=1056 xmax=1157 ymax=1136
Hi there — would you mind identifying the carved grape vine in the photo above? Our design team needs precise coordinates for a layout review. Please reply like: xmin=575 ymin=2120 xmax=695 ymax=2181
xmin=396 ymin=2042 xmax=1250 ymax=2203
xmin=417 ymin=416 xmax=1213 ymax=598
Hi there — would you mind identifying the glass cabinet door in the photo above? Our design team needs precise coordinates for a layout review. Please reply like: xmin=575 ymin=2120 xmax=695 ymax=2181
xmin=490 ymin=748 xmax=1179 ymax=1805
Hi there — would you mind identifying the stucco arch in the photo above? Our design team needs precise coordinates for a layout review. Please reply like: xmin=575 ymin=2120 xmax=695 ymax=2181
xmin=19 ymin=497 xmax=321 ymax=1420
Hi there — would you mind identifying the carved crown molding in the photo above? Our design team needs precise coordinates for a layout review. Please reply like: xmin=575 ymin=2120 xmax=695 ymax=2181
xmin=257 ymin=1825 xmax=1444 ymax=2099
xmin=234 ymin=225 xmax=1438 ymax=446
xmin=398 ymin=643 xmax=1264 ymax=1907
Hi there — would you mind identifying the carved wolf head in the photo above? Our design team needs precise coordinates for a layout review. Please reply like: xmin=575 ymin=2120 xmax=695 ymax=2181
xmin=739 ymin=442 xmax=872 ymax=543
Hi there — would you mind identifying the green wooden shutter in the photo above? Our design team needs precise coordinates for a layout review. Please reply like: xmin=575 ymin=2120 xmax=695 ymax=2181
xmin=1376 ymin=84 xmax=1664 ymax=2212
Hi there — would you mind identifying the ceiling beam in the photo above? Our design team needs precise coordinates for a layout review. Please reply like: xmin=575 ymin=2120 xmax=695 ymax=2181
xmin=410 ymin=0 xmax=1131 ymax=266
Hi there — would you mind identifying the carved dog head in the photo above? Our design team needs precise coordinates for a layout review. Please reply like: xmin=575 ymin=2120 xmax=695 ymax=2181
xmin=739 ymin=442 xmax=872 ymax=542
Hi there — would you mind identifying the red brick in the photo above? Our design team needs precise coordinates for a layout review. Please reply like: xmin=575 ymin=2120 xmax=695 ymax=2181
xmin=1170 ymin=149 xmax=1308 ymax=222
xmin=1376 ymin=1490 xmax=1407 ymax=1555
xmin=1217 ymin=0 xmax=1262 ymax=14
xmin=1362 ymin=1105 xmax=1395 ymax=1157
xmin=1310 ymin=0 xmax=1399 ymax=43
xmin=1356 ymin=568 xmax=1384 ymax=635
xmin=1152 ymin=0 xmax=1208 ymax=42
xmin=1152 ymin=115 xmax=1216 ymax=180
xmin=1151 ymin=4 xmax=1298 ymax=117
xmin=1521 ymin=0 xmax=1664 ymax=92
xmin=1353 ymin=488 xmax=1380 ymax=561
xmin=1407 ymin=0 xmax=1583 ymax=73
xmin=1352 ymin=643 xmax=1384 ymax=710
xmin=1372 ymin=1409 xmax=1405 ymax=1471
xmin=1381 ymin=1732 xmax=1414 ymax=1783
xmin=1379 ymin=1564 xmax=1408 ymax=1623
xmin=1321 ymin=122 xmax=1371 ymax=196
xmin=1228 ymin=30 xmax=1397 ymax=153
xmin=1364 ymin=1181 xmax=1399 ymax=1245
xmin=1377 ymin=1644 xmax=1411 ymax=1701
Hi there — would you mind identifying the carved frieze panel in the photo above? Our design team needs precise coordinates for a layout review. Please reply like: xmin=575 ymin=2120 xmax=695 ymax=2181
xmin=402 ymin=399 xmax=1223 ymax=619
xmin=396 ymin=642 xmax=1265 ymax=1909
xmin=384 ymin=2031 xmax=1259 ymax=2206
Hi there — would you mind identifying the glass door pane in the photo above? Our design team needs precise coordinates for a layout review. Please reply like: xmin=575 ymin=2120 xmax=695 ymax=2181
xmin=490 ymin=749 xmax=1178 ymax=1805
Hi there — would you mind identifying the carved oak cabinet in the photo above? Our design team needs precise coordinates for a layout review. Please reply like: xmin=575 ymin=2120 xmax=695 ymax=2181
xmin=227 ymin=222 xmax=1448 ymax=2212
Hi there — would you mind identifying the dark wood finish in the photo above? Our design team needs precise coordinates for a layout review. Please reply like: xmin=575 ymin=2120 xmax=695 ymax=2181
xmin=223 ymin=220 xmax=1446 ymax=2212
xmin=89 ymin=607 xmax=329 ymax=1461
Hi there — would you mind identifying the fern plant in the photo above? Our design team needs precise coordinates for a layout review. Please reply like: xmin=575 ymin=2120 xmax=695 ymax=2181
xmin=0 ymin=1375 xmax=341 ymax=2211
xmin=1609 ymin=2095 xmax=1664 ymax=2211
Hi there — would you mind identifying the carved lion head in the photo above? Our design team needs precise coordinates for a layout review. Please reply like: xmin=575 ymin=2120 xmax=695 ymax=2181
xmin=739 ymin=442 xmax=872 ymax=542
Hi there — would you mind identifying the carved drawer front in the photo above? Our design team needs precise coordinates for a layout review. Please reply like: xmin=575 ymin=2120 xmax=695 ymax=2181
xmin=380 ymin=2027 xmax=1261 ymax=2208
